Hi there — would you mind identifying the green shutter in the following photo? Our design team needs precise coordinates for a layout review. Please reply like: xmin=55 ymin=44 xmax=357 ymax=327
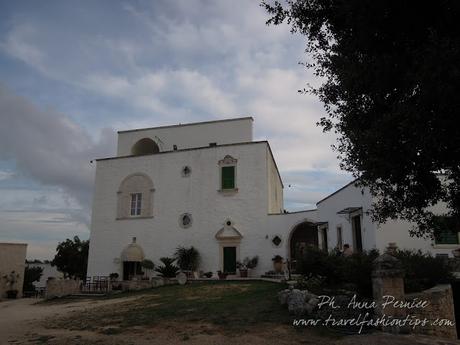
xmin=434 ymin=216 xmax=459 ymax=244
xmin=221 ymin=166 xmax=235 ymax=189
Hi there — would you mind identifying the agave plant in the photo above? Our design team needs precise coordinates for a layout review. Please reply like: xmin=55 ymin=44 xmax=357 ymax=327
xmin=154 ymin=257 xmax=179 ymax=278
xmin=174 ymin=246 xmax=201 ymax=271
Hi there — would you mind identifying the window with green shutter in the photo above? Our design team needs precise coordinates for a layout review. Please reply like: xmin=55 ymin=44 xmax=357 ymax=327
xmin=434 ymin=216 xmax=459 ymax=245
xmin=221 ymin=166 xmax=235 ymax=189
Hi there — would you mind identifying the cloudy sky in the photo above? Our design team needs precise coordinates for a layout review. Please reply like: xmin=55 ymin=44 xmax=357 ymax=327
xmin=0 ymin=0 xmax=352 ymax=259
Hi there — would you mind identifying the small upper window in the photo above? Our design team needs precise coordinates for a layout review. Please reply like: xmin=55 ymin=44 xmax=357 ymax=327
xmin=221 ymin=166 xmax=235 ymax=190
xmin=130 ymin=193 xmax=142 ymax=216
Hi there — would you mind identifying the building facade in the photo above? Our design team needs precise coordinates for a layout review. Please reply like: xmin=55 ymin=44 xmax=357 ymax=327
xmin=0 ymin=243 xmax=27 ymax=298
xmin=87 ymin=117 xmax=456 ymax=280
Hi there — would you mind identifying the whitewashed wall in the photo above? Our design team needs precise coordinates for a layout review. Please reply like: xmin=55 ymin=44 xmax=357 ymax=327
xmin=316 ymin=182 xmax=377 ymax=252
xmin=317 ymin=181 xmax=456 ymax=257
xmin=88 ymin=141 xmax=299 ymax=277
xmin=376 ymin=201 xmax=454 ymax=256
xmin=117 ymin=117 xmax=253 ymax=156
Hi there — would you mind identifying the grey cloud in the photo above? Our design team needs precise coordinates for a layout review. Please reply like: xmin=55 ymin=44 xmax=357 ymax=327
xmin=0 ymin=85 xmax=116 ymax=223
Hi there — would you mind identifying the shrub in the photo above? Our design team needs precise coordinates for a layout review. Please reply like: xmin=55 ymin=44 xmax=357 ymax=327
xmin=154 ymin=257 xmax=179 ymax=278
xmin=174 ymin=246 xmax=201 ymax=271
xmin=23 ymin=266 xmax=43 ymax=292
xmin=297 ymin=247 xmax=452 ymax=297
xmin=341 ymin=249 xmax=379 ymax=297
xmin=297 ymin=247 xmax=378 ymax=297
xmin=296 ymin=247 xmax=344 ymax=286
xmin=394 ymin=249 xmax=453 ymax=293
xmin=237 ymin=256 xmax=259 ymax=270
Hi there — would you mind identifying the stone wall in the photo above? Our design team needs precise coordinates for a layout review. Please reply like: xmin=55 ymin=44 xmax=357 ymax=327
xmin=372 ymin=252 xmax=457 ymax=340
xmin=407 ymin=284 xmax=457 ymax=340
xmin=46 ymin=279 xmax=81 ymax=299
xmin=0 ymin=243 xmax=27 ymax=299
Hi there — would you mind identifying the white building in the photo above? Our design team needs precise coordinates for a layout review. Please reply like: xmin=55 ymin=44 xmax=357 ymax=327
xmin=87 ymin=117 xmax=456 ymax=280
xmin=316 ymin=180 xmax=456 ymax=258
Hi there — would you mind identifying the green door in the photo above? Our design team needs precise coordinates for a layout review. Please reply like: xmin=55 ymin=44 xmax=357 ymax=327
xmin=223 ymin=247 xmax=236 ymax=273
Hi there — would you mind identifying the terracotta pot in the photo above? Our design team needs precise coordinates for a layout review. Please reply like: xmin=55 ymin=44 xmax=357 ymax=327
xmin=239 ymin=269 xmax=248 ymax=278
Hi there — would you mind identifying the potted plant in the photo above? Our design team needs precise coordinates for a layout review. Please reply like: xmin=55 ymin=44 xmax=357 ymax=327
xmin=109 ymin=273 xmax=121 ymax=290
xmin=203 ymin=271 xmax=213 ymax=278
xmin=272 ymin=255 xmax=284 ymax=273
xmin=217 ymin=271 xmax=227 ymax=280
xmin=154 ymin=257 xmax=179 ymax=281
xmin=174 ymin=246 xmax=201 ymax=279
xmin=237 ymin=256 xmax=259 ymax=278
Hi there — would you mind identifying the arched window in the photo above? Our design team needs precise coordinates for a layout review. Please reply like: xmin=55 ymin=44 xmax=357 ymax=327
xmin=131 ymin=138 xmax=160 ymax=155
xmin=117 ymin=173 xmax=154 ymax=219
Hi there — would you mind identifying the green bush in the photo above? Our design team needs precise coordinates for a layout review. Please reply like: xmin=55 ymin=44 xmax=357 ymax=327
xmin=154 ymin=257 xmax=179 ymax=278
xmin=393 ymin=249 xmax=453 ymax=293
xmin=297 ymin=247 xmax=452 ymax=297
xmin=23 ymin=266 xmax=43 ymax=292
xmin=174 ymin=246 xmax=201 ymax=271
xmin=297 ymin=248 xmax=379 ymax=297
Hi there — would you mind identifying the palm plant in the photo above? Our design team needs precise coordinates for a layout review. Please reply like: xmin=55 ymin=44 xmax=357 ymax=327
xmin=154 ymin=257 xmax=179 ymax=278
xmin=174 ymin=246 xmax=201 ymax=271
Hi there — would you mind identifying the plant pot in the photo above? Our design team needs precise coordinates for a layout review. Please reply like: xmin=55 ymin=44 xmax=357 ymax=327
xmin=273 ymin=261 xmax=283 ymax=273
xmin=239 ymin=269 xmax=248 ymax=278
xmin=218 ymin=272 xmax=227 ymax=280
xmin=6 ymin=290 xmax=18 ymax=299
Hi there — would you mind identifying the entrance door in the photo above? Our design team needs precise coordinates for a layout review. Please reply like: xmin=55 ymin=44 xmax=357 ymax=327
xmin=223 ymin=246 xmax=236 ymax=273
xmin=352 ymin=215 xmax=363 ymax=252
xmin=123 ymin=261 xmax=141 ymax=280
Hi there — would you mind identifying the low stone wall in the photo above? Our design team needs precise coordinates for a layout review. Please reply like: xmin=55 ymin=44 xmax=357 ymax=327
xmin=372 ymin=251 xmax=457 ymax=340
xmin=118 ymin=277 xmax=177 ymax=292
xmin=406 ymin=284 xmax=456 ymax=340
xmin=46 ymin=279 xmax=81 ymax=299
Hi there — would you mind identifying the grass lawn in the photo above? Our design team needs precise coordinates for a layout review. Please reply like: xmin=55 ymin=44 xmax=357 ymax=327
xmin=46 ymin=281 xmax=296 ymax=335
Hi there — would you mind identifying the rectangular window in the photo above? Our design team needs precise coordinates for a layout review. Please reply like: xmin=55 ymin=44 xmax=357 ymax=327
xmin=337 ymin=226 xmax=343 ymax=250
xmin=130 ymin=193 xmax=142 ymax=216
xmin=221 ymin=166 xmax=235 ymax=190
xmin=434 ymin=216 xmax=459 ymax=245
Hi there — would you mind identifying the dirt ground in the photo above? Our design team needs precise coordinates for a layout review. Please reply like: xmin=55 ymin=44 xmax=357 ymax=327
xmin=1 ymin=297 xmax=460 ymax=345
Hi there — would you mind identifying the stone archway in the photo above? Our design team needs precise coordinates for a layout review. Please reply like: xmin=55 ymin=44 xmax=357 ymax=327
xmin=131 ymin=138 xmax=160 ymax=155
xmin=288 ymin=221 xmax=318 ymax=271
xmin=121 ymin=238 xmax=145 ymax=280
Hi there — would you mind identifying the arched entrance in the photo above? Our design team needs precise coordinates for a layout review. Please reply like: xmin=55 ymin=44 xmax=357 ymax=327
xmin=121 ymin=237 xmax=145 ymax=280
xmin=289 ymin=221 xmax=318 ymax=271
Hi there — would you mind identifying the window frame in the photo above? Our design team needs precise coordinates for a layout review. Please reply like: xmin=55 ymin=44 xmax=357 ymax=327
xmin=221 ymin=166 xmax=235 ymax=190
xmin=434 ymin=216 xmax=460 ymax=246
xmin=130 ymin=193 xmax=142 ymax=217
xmin=218 ymin=155 xmax=238 ymax=194
xmin=336 ymin=225 xmax=343 ymax=250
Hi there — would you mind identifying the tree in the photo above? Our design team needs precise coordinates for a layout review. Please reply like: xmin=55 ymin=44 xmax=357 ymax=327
xmin=263 ymin=1 xmax=460 ymax=237
xmin=23 ymin=266 xmax=43 ymax=292
xmin=52 ymin=236 xmax=89 ymax=279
